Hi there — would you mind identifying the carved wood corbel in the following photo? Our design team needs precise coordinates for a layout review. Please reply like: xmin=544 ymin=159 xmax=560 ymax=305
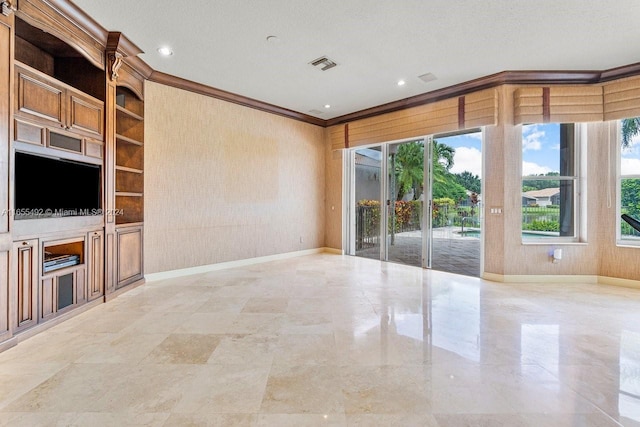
xmin=1 ymin=0 xmax=16 ymax=16
xmin=108 ymin=50 xmax=124 ymax=82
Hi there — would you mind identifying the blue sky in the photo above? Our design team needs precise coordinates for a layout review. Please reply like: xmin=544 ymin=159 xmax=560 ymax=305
xmin=439 ymin=124 xmax=561 ymax=177
xmin=437 ymin=131 xmax=482 ymax=177
xmin=521 ymin=123 xmax=561 ymax=176
xmin=621 ymin=128 xmax=640 ymax=177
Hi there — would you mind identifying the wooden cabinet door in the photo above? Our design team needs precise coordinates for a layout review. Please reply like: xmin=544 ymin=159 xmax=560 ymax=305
xmin=15 ymin=66 xmax=65 ymax=129
xmin=40 ymin=276 xmax=55 ymax=320
xmin=87 ymin=230 xmax=104 ymax=301
xmin=74 ymin=268 xmax=87 ymax=305
xmin=68 ymin=90 xmax=104 ymax=139
xmin=116 ymin=226 xmax=143 ymax=289
xmin=12 ymin=240 xmax=38 ymax=332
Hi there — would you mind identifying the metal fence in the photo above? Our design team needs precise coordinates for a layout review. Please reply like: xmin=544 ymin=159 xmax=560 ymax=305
xmin=356 ymin=205 xmax=379 ymax=250
xmin=355 ymin=203 xmax=423 ymax=250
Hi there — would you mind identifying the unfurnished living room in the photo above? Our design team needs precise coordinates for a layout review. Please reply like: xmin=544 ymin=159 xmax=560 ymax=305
xmin=0 ymin=1 xmax=639 ymax=426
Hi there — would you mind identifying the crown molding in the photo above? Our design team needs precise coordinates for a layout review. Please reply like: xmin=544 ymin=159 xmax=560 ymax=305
xmin=46 ymin=0 xmax=108 ymax=44
xmin=325 ymin=68 xmax=631 ymax=127
xmin=147 ymin=70 xmax=327 ymax=127
xmin=146 ymin=62 xmax=640 ymax=128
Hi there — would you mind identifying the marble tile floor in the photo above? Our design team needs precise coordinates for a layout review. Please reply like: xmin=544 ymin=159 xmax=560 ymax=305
xmin=0 ymin=253 xmax=639 ymax=426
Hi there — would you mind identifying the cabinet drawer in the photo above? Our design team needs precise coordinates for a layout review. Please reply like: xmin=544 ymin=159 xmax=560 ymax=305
xmin=14 ymin=119 xmax=45 ymax=146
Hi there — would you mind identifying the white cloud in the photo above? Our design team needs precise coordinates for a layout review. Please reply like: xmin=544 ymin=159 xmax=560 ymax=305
xmin=621 ymin=158 xmax=640 ymax=176
xmin=522 ymin=161 xmax=552 ymax=176
xmin=450 ymin=146 xmax=482 ymax=176
xmin=522 ymin=130 xmax=545 ymax=151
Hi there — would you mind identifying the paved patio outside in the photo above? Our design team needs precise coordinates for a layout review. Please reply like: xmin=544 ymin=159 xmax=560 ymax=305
xmin=356 ymin=227 xmax=481 ymax=277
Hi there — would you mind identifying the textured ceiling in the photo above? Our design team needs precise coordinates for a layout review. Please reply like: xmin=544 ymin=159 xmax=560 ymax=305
xmin=71 ymin=0 xmax=640 ymax=120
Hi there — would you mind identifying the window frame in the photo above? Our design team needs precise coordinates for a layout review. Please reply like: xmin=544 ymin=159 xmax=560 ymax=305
xmin=520 ymin=122 xmax=584 ymax=244
xmin=616 ymin=119 xmax=640 ymax=247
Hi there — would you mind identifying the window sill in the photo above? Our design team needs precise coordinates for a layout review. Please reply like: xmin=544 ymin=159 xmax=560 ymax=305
xmin=521 ymin=241 xmax=588 ymax=246
xmin=616 ymin=241 xmax=640 ymax=248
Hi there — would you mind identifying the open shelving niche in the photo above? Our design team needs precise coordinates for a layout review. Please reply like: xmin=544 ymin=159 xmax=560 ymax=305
xmin=115 ymin=86 xmax=144 ymax=225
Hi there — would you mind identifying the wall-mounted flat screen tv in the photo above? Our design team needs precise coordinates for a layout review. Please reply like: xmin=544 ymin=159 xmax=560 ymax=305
xmin=14 ymin=151 xmax=102 ymax=219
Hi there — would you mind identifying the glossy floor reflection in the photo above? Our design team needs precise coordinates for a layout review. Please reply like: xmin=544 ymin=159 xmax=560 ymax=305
xmin=0 ymin=253 xmax=639 ymax=426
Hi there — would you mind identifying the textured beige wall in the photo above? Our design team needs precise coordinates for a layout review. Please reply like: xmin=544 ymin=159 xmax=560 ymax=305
xmin=144 ymin=81 xmax=326 ymax=274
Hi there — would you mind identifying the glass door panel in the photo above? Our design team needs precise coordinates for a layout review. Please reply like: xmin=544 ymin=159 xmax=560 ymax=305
xmin=386 ymin=140 xmax=425 ymax=268
xmin=354 ymin=147 xmax=382 ymax=261
xmin=428 ymin=132 xmax=482 ymax=277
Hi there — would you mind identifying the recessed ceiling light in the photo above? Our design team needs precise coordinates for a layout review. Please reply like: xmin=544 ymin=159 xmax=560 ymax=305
xmin=157 ymin=46 xmax=173 ymax=56
xmin=266 ymin=35 xmax=280 ymax=43
xmin=397 ymin=79 xmax=406 ymax=86
xmin=324 ymin=104 xmax=331 ymax=109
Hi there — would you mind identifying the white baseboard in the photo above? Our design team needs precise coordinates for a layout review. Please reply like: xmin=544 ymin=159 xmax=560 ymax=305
xmin=597 ymin=275 xmax=640 ymax=290
xmin=145 ymin=247 xmax=341 ymax=282
xmin=323 ymin=247 xmax=344 ymax=255
xmin=482 ymin=272 xmax=598 ymax=284
xmin=482 ymin=272 xmax=640 ymax=290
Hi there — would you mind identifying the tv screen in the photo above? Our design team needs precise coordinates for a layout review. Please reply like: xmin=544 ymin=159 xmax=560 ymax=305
xmin=15 ymin=152 xmax=102 ymax=219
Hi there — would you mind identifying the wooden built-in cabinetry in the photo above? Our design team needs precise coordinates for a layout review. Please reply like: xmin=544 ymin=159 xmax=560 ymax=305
xmin=0 ymin=1 xmax=149 ymax=351
xmin=115 ymin=86 xmax=144 ymax=225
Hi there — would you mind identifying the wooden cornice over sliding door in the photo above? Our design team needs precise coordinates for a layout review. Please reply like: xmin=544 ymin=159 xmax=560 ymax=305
xmin=603 ymin=75 xmax=640 ymax=121
xmin=513 ymin=85 xmax=603 ymax=125
xmin=330 ymin=88 xmax=498 ymax=150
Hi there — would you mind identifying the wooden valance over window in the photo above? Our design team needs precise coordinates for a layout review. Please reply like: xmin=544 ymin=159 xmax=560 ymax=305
xmin=331 ymin=88 xmax=498 ymax=150
xmin=514 ymin=86 xmax=603 ymax=125
xmin=603 ymin=76 xmax=640 ymax=121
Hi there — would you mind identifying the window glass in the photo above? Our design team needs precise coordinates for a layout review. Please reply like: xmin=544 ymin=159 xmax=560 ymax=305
xmin=521 ymin=123 xmax=578 ymax=240
xmin=619 ymin=118 xmax=640 ymax=244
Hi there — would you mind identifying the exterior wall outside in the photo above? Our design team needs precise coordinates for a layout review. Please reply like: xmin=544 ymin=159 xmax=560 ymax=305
xmin=355 ymin=164 xmax=381 ymax=203
xmin=144 ymin=82 xmax=326 ymax=274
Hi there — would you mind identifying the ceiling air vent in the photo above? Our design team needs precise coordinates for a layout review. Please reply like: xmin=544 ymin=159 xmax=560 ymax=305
xmin=418 ymin=72 xmax=437 ymax=83
xmin=310 ymin=56 xmax=337 ymax=71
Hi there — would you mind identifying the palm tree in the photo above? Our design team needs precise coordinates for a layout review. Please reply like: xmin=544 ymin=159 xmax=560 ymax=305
xmin=622 ymin=117 xmax=640 ymax=148
xmin=394 ymin=141 xmax=423 ymax=200
xmin=433 ymin=140 xmax=455 ymax=170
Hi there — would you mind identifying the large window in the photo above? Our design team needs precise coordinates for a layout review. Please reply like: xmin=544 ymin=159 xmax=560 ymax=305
xmin=521 ymin=123 xmax=580 ymax=241
xmin=619 ymin=117 xmax=640 ymax=245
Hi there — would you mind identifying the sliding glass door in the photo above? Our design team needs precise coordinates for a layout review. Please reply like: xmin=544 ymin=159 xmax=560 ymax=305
xmin=385 ymin=140 xmax=428 ymax=268
xmin=352 ymin=146 xmax=383 ymax=261
xmin=347 ymin=132 xmax=482 ymax=277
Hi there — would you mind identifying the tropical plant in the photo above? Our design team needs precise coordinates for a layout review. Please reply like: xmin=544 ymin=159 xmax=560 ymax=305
xmin=394 ymin=141 xmax=424 ymax=200
xmin=454 ymin=171 xmax=481 ymax=194
xmin=621 ymin=117 xmax=640 ymax=148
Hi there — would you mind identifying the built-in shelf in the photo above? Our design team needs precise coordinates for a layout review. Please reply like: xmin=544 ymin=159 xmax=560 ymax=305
xmin=116 ymin=134 xmax=143 ymax=146
xmin=115 ymin=85 xmax=144 ymax=226
xmin=115 ymin=104 xmax=143 ymax=121
xmin=115 ymin=165 xmax=142 ymax=174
